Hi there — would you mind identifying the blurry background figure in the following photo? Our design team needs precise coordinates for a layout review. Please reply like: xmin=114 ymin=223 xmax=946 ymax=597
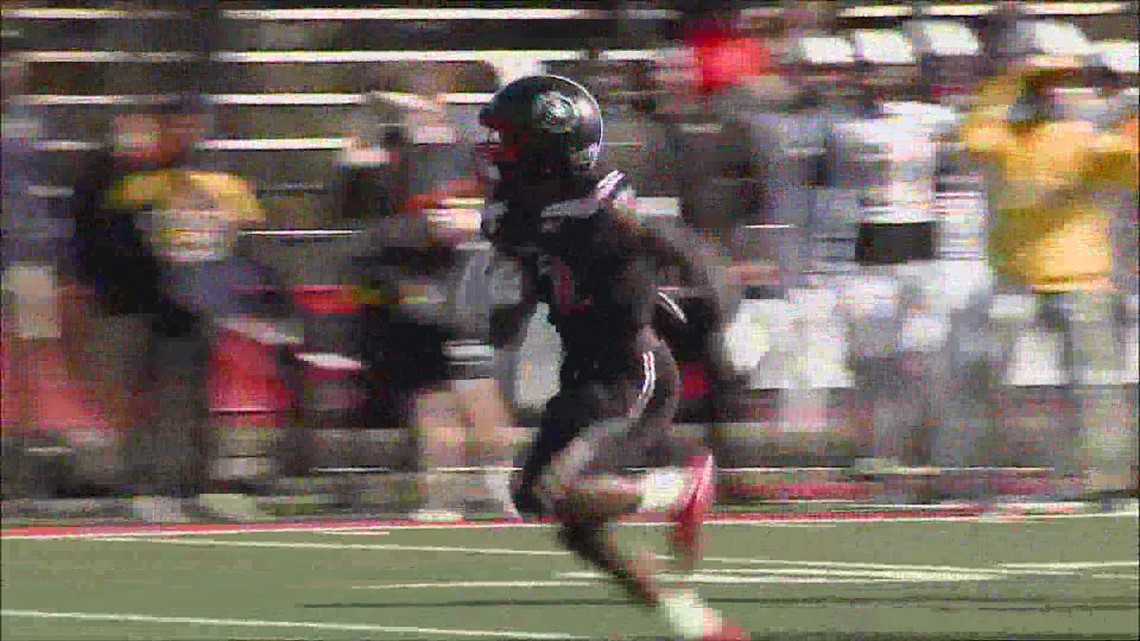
xmin=909 ymin=19 xmax=986 ymax=113
xmin=758 ymin=32 xmax=857 ymax=449
xmin=348 ymin=73 xmax=519 ymax=522
xmin=778 ymin=33 xmax=856 ymax=283
xmin=629 ymin=8 xmax=764 ymax=467
xmin=976 ymin=0 xmax=1025 ymax=78
xmin=66 ymin=98 xmax=269 ymax=523
xmin=2 ymin=25 xmax=66 ymax=496
xmin=1089 ymin=40 xmax=1139 ymax=489
xmin=1088 ymin=40 xmax=1139 ymax=308
xmin=663 ymin=3 xmax=774 ymax=241
xmin=901 ymin=19 xmax=1000 ymax=485
xmin=905 ymin=19 xmax=988 ymax=262
xmin=959 ymin=17 xmax=1138 ymax=507
xmin=336 ymin=72 xmax=415 ymax=225
xmin=1089 ymin=40 xmax=1139 ymax=130
xmin=827 ymin=29 xmax=946 ymax=483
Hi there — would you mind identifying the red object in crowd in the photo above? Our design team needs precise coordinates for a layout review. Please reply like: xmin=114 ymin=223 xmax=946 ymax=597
xmin=292 ymin=285 xmax=361 ymax=316
xmin=686 ymin=23 xmax=772 ymax=95
xmin=209 ymin=327 xmax=294 ymax=420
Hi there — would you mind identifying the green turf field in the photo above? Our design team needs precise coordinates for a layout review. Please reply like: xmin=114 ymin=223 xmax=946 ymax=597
xmin=3 ymin=513 xmax=1138 ymax=640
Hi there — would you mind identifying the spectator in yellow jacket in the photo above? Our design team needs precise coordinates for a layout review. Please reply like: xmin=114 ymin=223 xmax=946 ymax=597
xmin=957 ymin=56 xmax=1139 ymax=504
xmin=66 ymin=105 xmax=269 ymax=522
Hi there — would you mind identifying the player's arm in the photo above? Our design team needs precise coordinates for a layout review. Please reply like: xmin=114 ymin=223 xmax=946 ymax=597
xmin=609 ymin=195 xmax=736 ymax=328
xmin=602 ymin=244 xmax=658 ymax=345
xmin=1086 ymin=115 xmax=1140 ymax=191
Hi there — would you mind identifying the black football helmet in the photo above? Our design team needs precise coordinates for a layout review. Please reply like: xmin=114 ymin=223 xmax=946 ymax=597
xmin=477 ymin=75 xmax=605 ymax=186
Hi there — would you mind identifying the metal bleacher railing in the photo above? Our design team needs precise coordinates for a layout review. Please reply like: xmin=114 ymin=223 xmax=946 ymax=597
xmin=8 ymin=1 xmax=1134 ymax=207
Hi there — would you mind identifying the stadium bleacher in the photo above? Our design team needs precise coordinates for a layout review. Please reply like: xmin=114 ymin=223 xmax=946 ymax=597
xmin=6 ymin=1 xmax=1134 ymax=219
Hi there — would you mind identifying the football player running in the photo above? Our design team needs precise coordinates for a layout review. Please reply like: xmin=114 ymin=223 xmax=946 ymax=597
xmin=478 ymin=74 xmax=748 ymax=641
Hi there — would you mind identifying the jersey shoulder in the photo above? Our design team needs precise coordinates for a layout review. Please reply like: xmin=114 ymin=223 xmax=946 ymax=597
xmin=594 ymin=173 xmax=649 ymax=244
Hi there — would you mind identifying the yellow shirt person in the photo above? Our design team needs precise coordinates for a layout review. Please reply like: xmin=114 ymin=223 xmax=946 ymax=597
xmin=106 ymin=170 xmax=265 ymax=264
xmin=961 ymin=64 xmax=1139 ymax=293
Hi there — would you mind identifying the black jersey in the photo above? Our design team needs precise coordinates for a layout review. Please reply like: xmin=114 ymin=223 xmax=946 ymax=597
xmin=488 ymin=170 xmax=737 ymax=383
xmin=532 ymin=172 xmax=658 ymax=375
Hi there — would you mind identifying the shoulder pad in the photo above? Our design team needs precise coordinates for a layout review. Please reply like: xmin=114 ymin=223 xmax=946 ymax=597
xmin=539 ymin=170 xmax=629 ymax=222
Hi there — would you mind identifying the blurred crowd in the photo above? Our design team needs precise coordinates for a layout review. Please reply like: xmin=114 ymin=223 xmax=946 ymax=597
xmin=1 ymin=2 xmax=1137 ymax=520
xmin=634 ymin=2 xmax=1138 ymax=504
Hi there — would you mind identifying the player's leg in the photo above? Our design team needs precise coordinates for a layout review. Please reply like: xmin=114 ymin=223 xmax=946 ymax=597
xmin=981 ymin=282 xmax=1036 ymax=496
xmin=535 ymin=346 xmax=744 ymax=640
xmin=538 ymin=344 xmax=690 ymax=525
xmin=509 ymin=388 xmax=587 ymax=518
xmin=842 ymin=268 xmax=907 ymax=478
xmin=544 ymin=432 xmax=741 ymax=640
xmin=409 ymin=381 xmax=466 ymax=520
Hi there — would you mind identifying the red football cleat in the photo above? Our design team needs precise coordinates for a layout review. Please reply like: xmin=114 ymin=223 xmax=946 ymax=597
xmin=671 ymin=452 xmax=716 ymax=574
xmin=702 ymin=619 xmax=750 ymax=641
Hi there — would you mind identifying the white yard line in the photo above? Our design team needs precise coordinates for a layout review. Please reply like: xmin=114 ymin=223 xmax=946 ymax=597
xmin=558 ymin=569 xmax=1000 ymax=584
xmin=3 ymin=507 xmax=1134 ymax=541
xmin=665 ymin=567 xmax=1001 ymax=580
xmin=999 ymin=561 xmax=1140 ymax=570
xmin=0 ymin=521 xmax=836 ymax=540
xmin=700 ymin=557 xmax=1073 ymax=577
xmin=0 ymin=609 xmax=586 ymax=640
xmin=0 ymin=525 xmax=398 ymax=541
xmin=94 ymin=537 xmax=572 ymax=556
xmin=77 ymin=537 xmax=1092 ymax=580
xmin=350 ymin=566 xmax=1013 ymax=592
xmin=354 ymin=581 xmax=597 ymax=590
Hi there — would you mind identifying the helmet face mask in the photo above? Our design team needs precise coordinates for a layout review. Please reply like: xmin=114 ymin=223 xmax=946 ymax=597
xmin=475 ymin=127 xmax=526 ymax=188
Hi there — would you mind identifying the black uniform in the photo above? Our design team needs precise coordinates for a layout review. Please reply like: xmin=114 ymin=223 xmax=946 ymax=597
xmin=490 ymin=170 xmax=697 ymax=515
xmin=478 ymin=74 xmax=735 ymax=516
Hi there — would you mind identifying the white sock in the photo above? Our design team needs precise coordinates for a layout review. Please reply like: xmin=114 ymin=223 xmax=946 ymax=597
xmin=638 ymin=467 xmax=689 ymax=513
xmin=658 ymin=589 xmax=723 ymax=640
